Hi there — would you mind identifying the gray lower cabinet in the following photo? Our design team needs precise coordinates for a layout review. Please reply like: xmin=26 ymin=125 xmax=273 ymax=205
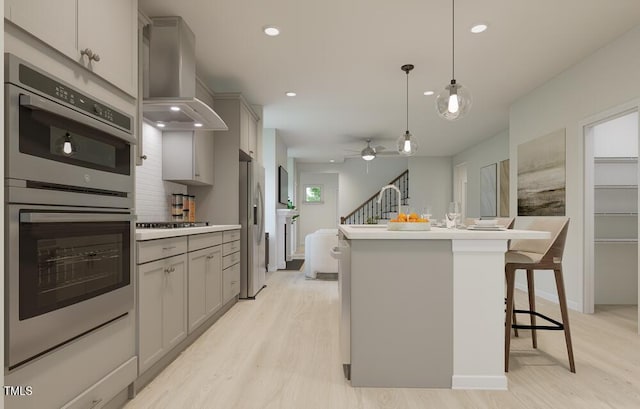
xmin=188 ymin=245 xmax=223 ymax=332
xmin=222 ymin=230 xmax=241 ymax=303
xmin=223 ymin=263 xmax=241 ymax=304
xmin=138 ymin=253 xmax=188 ymax=374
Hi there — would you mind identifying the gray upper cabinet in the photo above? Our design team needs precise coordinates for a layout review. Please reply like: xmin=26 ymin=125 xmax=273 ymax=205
xmin=162 ymin=130 xmax=214 ymax=186
xmin=5 ymin=0 xmax=138 ymax=97
xmin=215 ymin=93 xmax=260 ymax=160
xmin=5 ymin=0 xmax=78 ymax=57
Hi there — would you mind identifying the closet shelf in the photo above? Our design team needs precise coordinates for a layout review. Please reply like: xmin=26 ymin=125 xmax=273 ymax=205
xmin=594 ymin=238 xmax=638 ymax=243
xmin=594 ymin=185 xmax=638 ymax=189
xmin=594 ymin=157 xmax=638 ymax=163
xmin=594 ymin=212 xmax=638 ymax=216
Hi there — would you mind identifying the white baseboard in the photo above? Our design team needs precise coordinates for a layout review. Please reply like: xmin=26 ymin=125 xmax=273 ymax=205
xmin=451 ymin=375 xmax=507 ymax=390
xmin=515 ymin=283 xmax=580 ymax=311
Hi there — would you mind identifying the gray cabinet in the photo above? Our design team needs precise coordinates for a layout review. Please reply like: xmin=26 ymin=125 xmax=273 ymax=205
xmin=214 ymin=93 xmax=260 ymax=159
xmin=163 ymin=130 xmax=215 ymax=186
xmin=188 ymin=245 xmax=223 ymax=333
xmin=222 ymin=230 xmax=241 ymax=303
xmin=5 ymin=0 xmax=138 ymax=97
xmin=137 ymin=238 xmax=188 ymax=374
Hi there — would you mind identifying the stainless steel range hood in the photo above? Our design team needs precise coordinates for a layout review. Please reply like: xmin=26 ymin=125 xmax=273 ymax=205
xmin=143 ymin=16 xmax=228 ymax=131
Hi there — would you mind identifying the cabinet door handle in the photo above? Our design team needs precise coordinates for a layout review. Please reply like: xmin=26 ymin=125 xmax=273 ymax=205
xmin=164 ymin=267 xmax=175 ymax=274
xmin=162 ymin=246 xmax=176 ymax=251
xmin=89 ymin=398 xmax=103 ymax=409
xmin=206 ymin=255 xmax=215 ymax=259
xmin=80 ymin=48 xmax=101 ymax=62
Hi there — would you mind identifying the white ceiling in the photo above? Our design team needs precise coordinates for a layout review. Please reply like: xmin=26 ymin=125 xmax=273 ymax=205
xmin=139 ymin=0 xmax=640 ymax=162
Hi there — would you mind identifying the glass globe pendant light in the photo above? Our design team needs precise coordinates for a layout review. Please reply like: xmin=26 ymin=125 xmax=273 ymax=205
xmin=436 ymin=0 xmax=472 ymax=120
xmin=397 ymin=64 xmax=418 ymax=156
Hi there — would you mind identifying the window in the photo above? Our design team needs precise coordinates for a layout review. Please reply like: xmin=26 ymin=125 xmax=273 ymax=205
xmin=303 ymin=185 xmax=323 ymax=203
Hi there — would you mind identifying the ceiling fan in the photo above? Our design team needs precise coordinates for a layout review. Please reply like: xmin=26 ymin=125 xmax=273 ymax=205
xmin=345 ymin=139 xmax=399 ymax=161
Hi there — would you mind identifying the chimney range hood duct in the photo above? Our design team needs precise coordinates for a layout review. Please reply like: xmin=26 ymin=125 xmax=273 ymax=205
xmin=143 ymin=16 xmax=228 ymax=131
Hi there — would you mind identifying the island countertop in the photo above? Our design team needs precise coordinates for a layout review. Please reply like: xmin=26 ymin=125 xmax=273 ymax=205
xmin=339 ymin=224 xmax=550 ymax=240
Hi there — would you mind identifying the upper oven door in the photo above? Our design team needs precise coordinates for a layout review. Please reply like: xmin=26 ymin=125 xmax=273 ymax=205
xmin=6 ymin=204 xmax=135 ymax=369
xmin=5 ymin=84 xmax=135 ymax=198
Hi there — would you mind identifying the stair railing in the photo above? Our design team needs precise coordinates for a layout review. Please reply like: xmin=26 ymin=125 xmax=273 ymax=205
xmin=340 ymin=170 xmax=409 ymax=224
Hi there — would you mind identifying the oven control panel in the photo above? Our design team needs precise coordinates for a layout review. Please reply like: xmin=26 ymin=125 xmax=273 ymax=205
xmin=14 ymin=63 xmax=131 ymax=132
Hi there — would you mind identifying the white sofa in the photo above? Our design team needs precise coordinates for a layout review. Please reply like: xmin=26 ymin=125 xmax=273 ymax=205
xmin=304 ymin=229 xmax=339 ymax=279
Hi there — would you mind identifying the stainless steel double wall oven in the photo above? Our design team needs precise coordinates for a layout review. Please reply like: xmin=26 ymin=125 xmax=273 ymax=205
xmin=4 ymin=54 xmax=136 ymax=369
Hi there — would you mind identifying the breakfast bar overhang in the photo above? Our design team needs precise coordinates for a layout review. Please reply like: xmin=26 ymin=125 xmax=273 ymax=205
xmin=338 ymin=225 xmax=550 ymax=390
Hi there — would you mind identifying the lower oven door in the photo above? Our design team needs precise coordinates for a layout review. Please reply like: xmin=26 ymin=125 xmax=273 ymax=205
xmin=6 ymin=205 xmax=134 ymax=369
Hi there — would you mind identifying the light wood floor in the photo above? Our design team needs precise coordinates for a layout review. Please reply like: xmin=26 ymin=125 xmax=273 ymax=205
xmin=124 ymin=270 xmax=640 ymax=409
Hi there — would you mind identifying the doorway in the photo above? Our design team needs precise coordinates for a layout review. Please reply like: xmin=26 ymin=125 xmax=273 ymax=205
xmin=583 ymin=104 xmax=639 ymax=332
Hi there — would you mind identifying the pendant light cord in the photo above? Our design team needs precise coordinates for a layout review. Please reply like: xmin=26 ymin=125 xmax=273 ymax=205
xmin=452 ymin=0 xmax=455 ymax=80
xmin=406 ymin=69 xmax=409 ymax=132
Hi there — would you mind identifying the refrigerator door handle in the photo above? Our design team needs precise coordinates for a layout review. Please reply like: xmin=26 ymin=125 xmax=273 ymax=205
xmin=257 ymin=182 xmax=265 ymax=240
xmin=253 ymin=204 xmax=258 ymax=225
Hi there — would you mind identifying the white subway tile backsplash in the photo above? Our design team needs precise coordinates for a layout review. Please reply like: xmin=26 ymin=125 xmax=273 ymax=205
xmin=135 ymin=123 xmax=187 ymax=222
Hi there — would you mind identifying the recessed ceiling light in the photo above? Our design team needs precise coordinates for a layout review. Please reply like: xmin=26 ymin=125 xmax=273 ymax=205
xmin=263 ymin=26 xmax=280 ymax=36
xmin=423 ymin=91 xmax=434 ymax=96
xmin=329 ymin=159 xmax=335 ymax=163
xmin=285 ymin=92 xmax=297 ymax=97
xmin=470 ymin=24 xmax=488 ymax=34
xmin=170 ymin=106 xmax=180 ymax=112
xmin=194 ymin=123 xmax=203 ymax=128
xmin=157 ymin=123 xmax=166 ymax=128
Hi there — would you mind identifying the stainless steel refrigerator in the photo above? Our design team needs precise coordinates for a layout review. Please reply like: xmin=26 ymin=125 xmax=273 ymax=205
xmin=239 ymin=160 xmax=266 ymax=298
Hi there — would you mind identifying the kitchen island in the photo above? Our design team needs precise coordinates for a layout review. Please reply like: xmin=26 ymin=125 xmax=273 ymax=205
xmin=337 ymin=224 xmax=549 ymax=390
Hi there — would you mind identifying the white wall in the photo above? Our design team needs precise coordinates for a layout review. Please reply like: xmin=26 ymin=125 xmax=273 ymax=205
xmin=407 ymin=157 xmax=453 ymax=222
xmin=452 ymin=131 xmax=510 ymax=218
xmin=135 ymin=123 xmax=187 ymax=221
xmin=509 ymin=25 xmax=640 ymax=311
xmin=263 ymin=128 xmax=289 ymax=271
xmin=297 ymin=173 xmax=339 ymax=247
xmin=296 ymin=157 xmax=409 ymax=219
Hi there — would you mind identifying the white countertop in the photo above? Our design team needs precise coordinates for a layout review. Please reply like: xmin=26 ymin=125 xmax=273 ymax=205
xmin=136 ymin=225 xmax=241 ymax=241
xmin=339 ymin=224 xmax=550 ymax=240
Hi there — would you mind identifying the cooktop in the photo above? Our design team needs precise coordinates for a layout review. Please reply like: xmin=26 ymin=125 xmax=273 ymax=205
xmin=136 ymin=222 xmax=210 ymax=229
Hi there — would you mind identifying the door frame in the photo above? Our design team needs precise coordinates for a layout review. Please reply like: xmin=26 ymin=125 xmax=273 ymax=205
xmin=454 ymin=163 xmax=468 ymax=220
xmin=580 ymin=99 xmax=639 ymax=328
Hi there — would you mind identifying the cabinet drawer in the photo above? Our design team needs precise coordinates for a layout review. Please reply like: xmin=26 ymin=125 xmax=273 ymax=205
xmin=189 ymin=232 xmax=223 ymax=252
xmin=61 ymin=357 xmax=137 ymax=409
xmin=223 ymin=229 xmax=240 ymax=243
xmin=223 ymin=263 xmax=240 ymax=303
xmin=222 ymin=251 xmax=240 ymax=270
xmin=223 ymin=240 xmax=241 ymax=256
xmin=137 ymin=236 xmax=187 ymax=264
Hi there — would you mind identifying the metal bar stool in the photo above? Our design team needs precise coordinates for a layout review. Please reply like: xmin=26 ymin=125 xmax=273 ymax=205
xmin=504 ymin=217 xmax=575 ymax=373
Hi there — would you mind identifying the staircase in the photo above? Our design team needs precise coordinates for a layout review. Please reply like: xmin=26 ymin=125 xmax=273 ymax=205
xmin=340 ymin=170 xmax=409 ymax=224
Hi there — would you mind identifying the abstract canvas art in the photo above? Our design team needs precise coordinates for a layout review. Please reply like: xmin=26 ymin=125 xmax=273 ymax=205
xmin=499 ymin=159 xmax=510 ymax=217
xmin=517 ymin=129 xmax=566 ymax=216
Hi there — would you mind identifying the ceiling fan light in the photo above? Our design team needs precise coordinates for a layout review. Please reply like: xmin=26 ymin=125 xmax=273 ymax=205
xmin=361 ymin=145 xmax=376 ymax=161
xmin=397 ymin=131 xmax=418 ymax=156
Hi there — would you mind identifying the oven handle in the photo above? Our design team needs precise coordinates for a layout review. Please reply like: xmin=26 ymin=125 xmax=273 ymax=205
xmin=19 ymin=94 xmax=137 ymax=145
xmin=20 ymin=212 xmax=135 ymax=223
